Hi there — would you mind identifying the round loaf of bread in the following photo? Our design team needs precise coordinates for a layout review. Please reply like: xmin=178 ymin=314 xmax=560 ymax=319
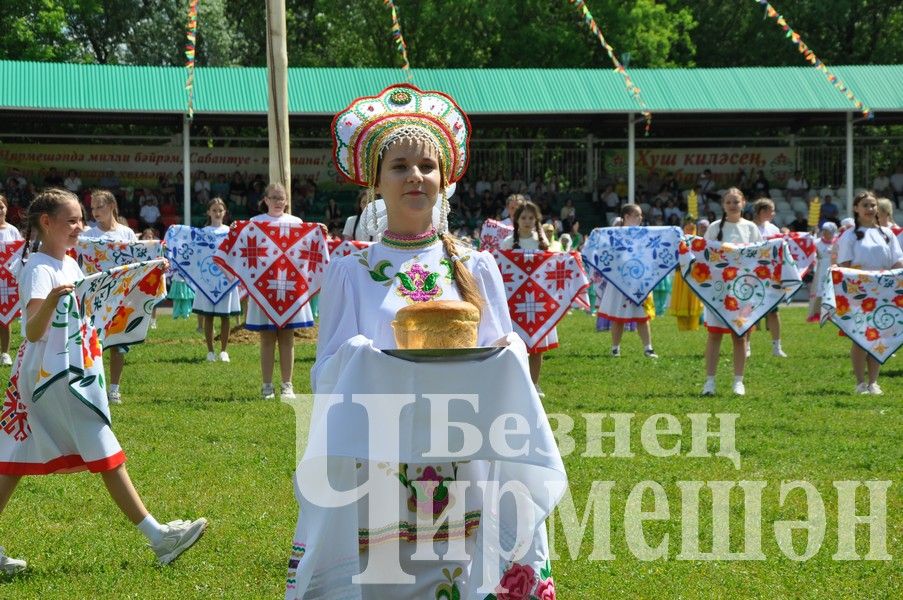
xmin=392 ymin=300 xmax=480 ymax=349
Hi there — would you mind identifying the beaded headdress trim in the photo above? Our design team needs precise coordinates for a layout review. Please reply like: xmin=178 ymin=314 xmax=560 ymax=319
xmin=332 ymin=84 xmax=470 ymax=188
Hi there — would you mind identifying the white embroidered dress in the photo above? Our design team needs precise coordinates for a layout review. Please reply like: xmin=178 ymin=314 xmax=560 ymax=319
xmin=0 ymin=253 xmax=123 ymax=475
xmin=286 ymin=239 xmax=563 ymax=599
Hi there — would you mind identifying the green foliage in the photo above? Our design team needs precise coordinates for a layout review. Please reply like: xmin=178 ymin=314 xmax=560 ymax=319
xmin=0 ymin=1 xmax=79 ymax=61
xmin=7 ymin=1 xmax=900 ymax=69
xmin=689 ymin=0 xmax=903 ymax=67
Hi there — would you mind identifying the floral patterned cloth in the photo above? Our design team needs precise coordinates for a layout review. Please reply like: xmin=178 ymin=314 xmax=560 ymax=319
xmin=75 ymin=238 xmax=164 ymax=275
xmin=0 ymin=241 xmax=24 ymax=325
xmin=213 ymin=220 xmax=329 ymax=328
xmin=582 ymin=226 xmax=682 ymax=306
xmin=766 ymin=232 xmax=817 ymax=278
xmin=678 ymin=236 xmax=803 ymax=336
xmin=163 ymin=225 xmax=239 ymax=305
xmin=30 ymin=259 xmax=167 ymax=425
xmin=76 ymin=259 xmax=168 ymax=349
xmin=480 ymin=219 xmax=514 ymax=251
xmin=820 ymin=266 xmax=903 ymax=363
xmin=492 ymin=249 xmax=589 ymax=351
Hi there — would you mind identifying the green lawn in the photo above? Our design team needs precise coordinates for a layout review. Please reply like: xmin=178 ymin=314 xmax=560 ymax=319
xmin=1 ymin=307 xmax=900 ymax=598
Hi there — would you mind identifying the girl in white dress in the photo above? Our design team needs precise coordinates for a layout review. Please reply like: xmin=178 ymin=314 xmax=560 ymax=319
xmin=287 ymin=84 xmax=558 ymax=600
xmin=702 ymin=188 xmax=763 ymax=396
xmin=500 ymin=201 xmax=557 ymax=396
xmin=0 ymin=189 xmax=206 ymax=573
xmin=595 ymin=204 xmax=658 ymax=358
xmin=836 ymin=192 xmax=903 ymax=394
xmin=246 ymin=183 xmax=312 ymax=400
xmin=750 ymin=198 xmax=787 ymax=357
xmin=807 ymin=222 xmax=837 ymax=322
xmin=82 ymin=190 xmax=138 ymax=405
xmin=192 ymin=198 xmax=241 ymax=362
xmin=0 ymin=194 xmax=23 ymax=366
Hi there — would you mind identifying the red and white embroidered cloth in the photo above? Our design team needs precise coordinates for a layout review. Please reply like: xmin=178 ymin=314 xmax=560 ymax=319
xmin=0 ymin=241 xmax=24 ymax=326
xmin=767 ymin=232 xmax=817 ymax=278
xmin=214 ymin=220 xmax=329 ymax=328
xmin=492 ymin=249 xmax=589 ymax=351
xmin=327 ymin=239 xmax=372 ymax=259
xmin=480 ymin=219 xmax=513 ymax=251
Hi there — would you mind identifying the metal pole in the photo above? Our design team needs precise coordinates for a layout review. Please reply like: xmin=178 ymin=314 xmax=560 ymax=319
xmin=182 ymin=115 xmax=191 ymax=226
xmin=266 ymin=0 xmax=291 ymax=210
xmin=628 ymin=114 xmax=636 ymax=204
xmin=846 ymin=112 xmax=854 ymax=216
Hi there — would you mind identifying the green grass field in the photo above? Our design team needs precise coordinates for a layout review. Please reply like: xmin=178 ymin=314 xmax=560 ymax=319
xmin=1 ymin=307 xmax=900 ymax=598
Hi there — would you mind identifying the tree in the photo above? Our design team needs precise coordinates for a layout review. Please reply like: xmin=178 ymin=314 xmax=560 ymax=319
xmin=0 ymin=1 xmax=79 ymax=61
xmin=688 ymin=0 xmax=903 ymax=67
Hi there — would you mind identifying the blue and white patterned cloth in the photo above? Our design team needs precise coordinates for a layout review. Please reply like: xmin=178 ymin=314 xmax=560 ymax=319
xmin=163 ymin=225 xmax=238 ymax=305
xmin=582 ymin=226 xmax=682 ymax=306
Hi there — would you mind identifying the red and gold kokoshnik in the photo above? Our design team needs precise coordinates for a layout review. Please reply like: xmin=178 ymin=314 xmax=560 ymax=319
xmin=331 ymin=83 xmax=471 ymax=188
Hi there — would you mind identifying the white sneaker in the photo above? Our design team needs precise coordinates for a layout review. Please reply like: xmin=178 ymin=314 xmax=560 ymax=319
xmin=732 ymin=380 xmax=746 ymax=396
xmin=868 ymin=383 xmax=883 ymax=395
xmin=218 ymin=351 xmax=230 ymax=363
xmin=772 ymin=347 xmax=788 ymax=358
xmin=0 ymin=353 xmax=11 ymax=366
xmin=644 ymin=349 xmax=659 ymax=359
xmin=206 ymin=352 xmax=217 ymax=362
xmin=855 ymin=382 xmax=869 ymax=394
xmin=280 ymin=382 xmax=296 ymax=400
xmin=701 ymin=380 xmax=716 ymax=396
xmin=108 ymin=390 xmax=122 ymax=405
xmin=261 ymin=384 xmax=275 ymax=400
xmin=0 ymin=546 xmax=26 ymax=574
xmin=611 ymin=347 xmax=621 ymax=357
xmin=151 ymin=518 xmax=208 ymax=565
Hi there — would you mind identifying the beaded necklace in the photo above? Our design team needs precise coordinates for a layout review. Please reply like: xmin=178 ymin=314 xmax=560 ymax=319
xmin=382 ymin=226 xmax=439 ymax=250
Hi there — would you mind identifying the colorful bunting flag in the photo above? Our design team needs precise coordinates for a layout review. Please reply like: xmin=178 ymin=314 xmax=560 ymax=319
xmin=185 ymin=0 xmax=199 ymax=118
xmin=383 ymin=0 xmax=413 ymax=81
xmin=753 ymin=0 xmax=871 ymax=119
xmin=568 ymin=0 xmax=652 ymax=133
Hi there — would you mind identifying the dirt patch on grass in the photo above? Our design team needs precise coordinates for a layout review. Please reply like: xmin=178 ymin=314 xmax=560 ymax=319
xmin=221 ymin=324 xmax=318 ymax=344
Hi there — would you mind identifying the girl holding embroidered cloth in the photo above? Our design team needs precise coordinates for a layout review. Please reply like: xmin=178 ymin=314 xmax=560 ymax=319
xmin=0 ymin=189 xmax=206 ymax=573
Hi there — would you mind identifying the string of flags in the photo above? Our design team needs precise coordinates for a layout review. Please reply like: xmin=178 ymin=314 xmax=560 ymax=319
xmin=754 ymin=0 xmax=872 ymax=119
xmin=185 ymin=0 xmax=199 ymax=118
xmin=383 ymin=0 xmax=414 ymax=81
xmin=568 ymin=0 xmax=652 ymax=134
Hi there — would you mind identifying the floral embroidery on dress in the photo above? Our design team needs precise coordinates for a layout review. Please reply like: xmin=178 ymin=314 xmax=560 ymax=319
xmin=399 ymin=463 xmax=455 ymax=517
xmin=435 ymin=566 xmax=463 ymax=600
xmin=396 ymin=263 xmax=443 ymax=302
xmin=361 ymin=253 xmax=445 ymax=303
xmin=489 ymin=560 xmax=554 ymax=600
